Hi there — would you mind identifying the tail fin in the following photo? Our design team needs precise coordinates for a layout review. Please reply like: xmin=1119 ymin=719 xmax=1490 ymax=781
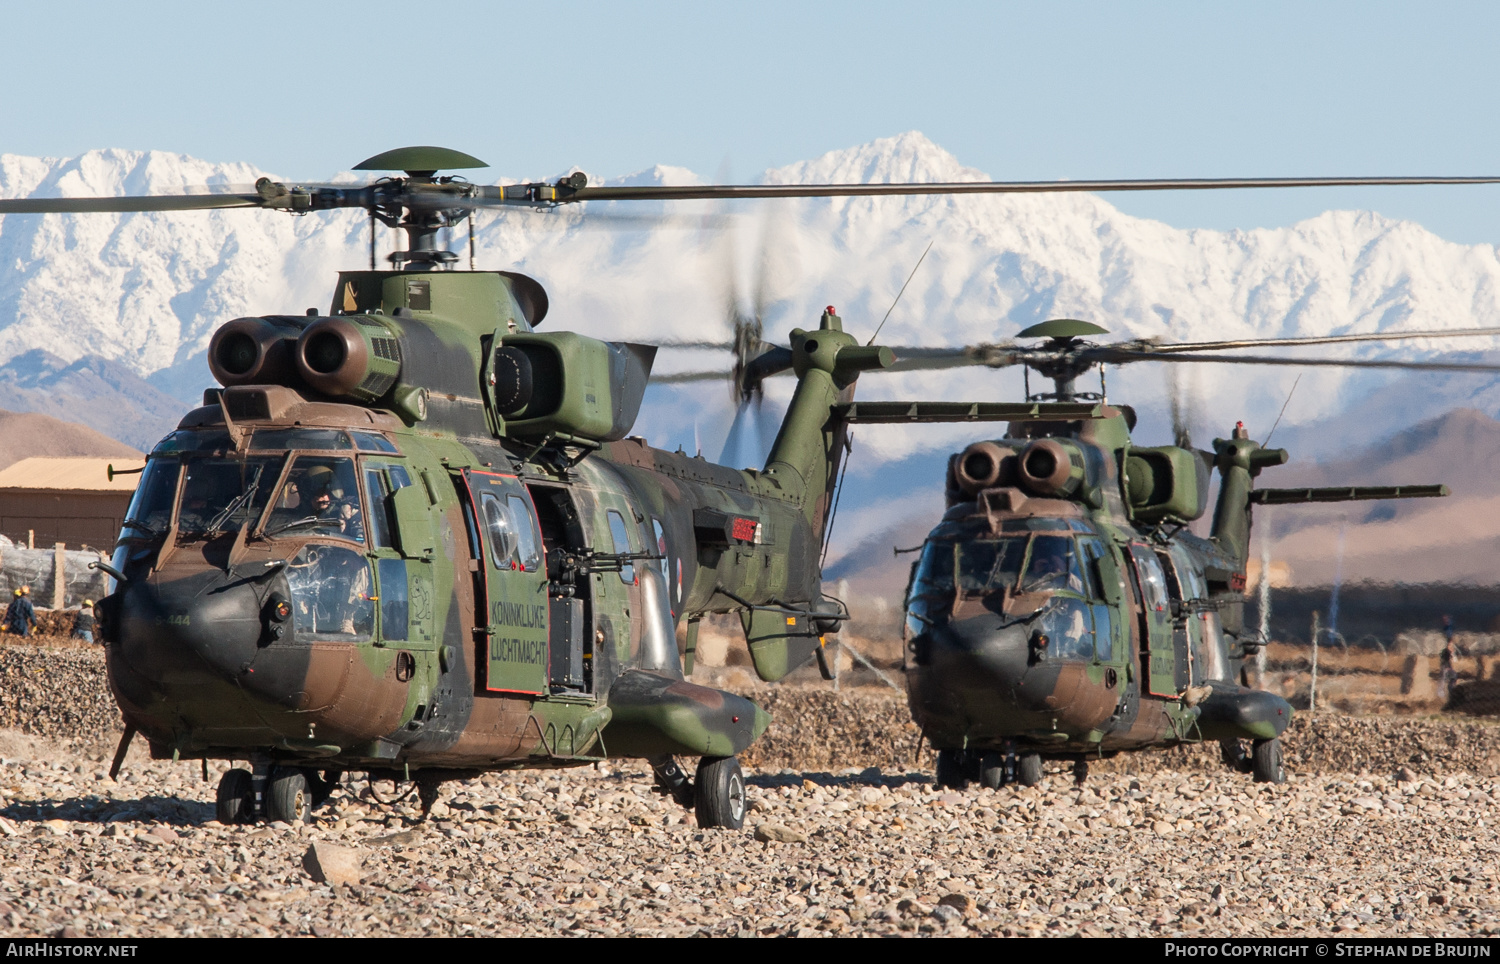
xmin=1209 ymin=422 xmax=1288 ymax=569
xmin=740 ymin=308 xmax=892 ymax=681
xmin=761 ymin=308 xmax=892 ymax=533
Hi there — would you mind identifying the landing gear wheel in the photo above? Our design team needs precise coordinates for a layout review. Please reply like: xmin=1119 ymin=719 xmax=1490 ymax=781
xmin=978 ymin=752 xmax=1005 ymax=790
xmin=265 ymin=766 xmax=311 ymax=823
xmin=1251 ymin=738 xmax=1286 ymax=784
xmin=215 ymin=768 xmax=254 ymax=824
xmin=935 ymin=749 xmax=970 ymax=790
xmin=1220 ymin=739 xmax=1253 ymax=774
xmin=694 ymin=756 xmax=746 ymax=829
xmin=1018 ymin=753 xmax=1044 ymax=787
xmin=1072 ymin=758 xmax=1090 ymax=786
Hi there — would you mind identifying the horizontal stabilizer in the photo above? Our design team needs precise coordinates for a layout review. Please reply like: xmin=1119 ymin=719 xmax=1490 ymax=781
xmin=1249 ymin=484 xmax=1448 ymax=505
xmin=833 ymin=401 xmax=1108 ymax=424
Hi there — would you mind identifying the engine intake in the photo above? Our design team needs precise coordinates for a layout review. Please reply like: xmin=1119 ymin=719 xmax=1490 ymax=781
xmin=1017 ymin=439 xmax=1084 ymax=497
xmin=208 ymin=317 xmax=303 ymax=387
xmin=295 ymin=316 xmax=403 ymax=403
xmin=953 ymin=441 xmax=1017 ymax=494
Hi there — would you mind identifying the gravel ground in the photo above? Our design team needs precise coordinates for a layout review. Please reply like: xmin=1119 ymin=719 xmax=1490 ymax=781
xmin=2 ymin=640 xmax=1500 ymax=938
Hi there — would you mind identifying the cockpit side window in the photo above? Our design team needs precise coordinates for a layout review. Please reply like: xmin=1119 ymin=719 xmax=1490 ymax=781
xmin=120 ymin=459 xmax=179 ymax=539
xmin=912 ymin=541 xmax=957 ymax=599
xmin=364 ymin=467 xmax=395 ymax=550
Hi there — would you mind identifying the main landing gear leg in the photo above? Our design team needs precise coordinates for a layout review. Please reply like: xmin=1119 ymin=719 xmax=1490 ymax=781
xmin=648 ymin=755 xmax=696 ymax=809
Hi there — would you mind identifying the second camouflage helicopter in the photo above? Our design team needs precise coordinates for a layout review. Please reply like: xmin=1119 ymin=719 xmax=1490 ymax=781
xmin=865 ymin=318 xmax=1500 ymax=787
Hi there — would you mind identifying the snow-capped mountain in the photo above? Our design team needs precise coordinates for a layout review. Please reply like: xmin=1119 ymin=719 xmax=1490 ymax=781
xmin=3 ymin=132 xmax=1500 ymax=457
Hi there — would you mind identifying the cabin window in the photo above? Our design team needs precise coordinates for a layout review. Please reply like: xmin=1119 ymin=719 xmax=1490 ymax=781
xmin=1129 ymin=546 xmax=1171 ymax=614
xmin=263 ymin=457 xmax=366 ymax=544
xmin=481 ymin=493 xmax=518 ymax=567
xmin=607 ymin=510 xmax=635 ymax=585
xmin=509 ymin=496 xmax=542 ymax=572
xmin=285 ymin=544 xmax=374 ymax=639
xmin=177 ymin=455 xmax=284 ymax=536
xmin=651 ymin=518 xmax=673 ymax=600
xmin=479 ymin=492 xmax=543 ymax=573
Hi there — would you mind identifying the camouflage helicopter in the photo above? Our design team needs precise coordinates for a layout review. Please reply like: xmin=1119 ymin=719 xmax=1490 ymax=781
xmin=5 ymin=146 xmax=1499 ymax=826
xmin=864 ymin=318 xmax=1500 ymax=788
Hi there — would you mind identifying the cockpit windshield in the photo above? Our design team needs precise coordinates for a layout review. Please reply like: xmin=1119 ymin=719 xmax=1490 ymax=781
xmin=923 ymin=534 xmax=1090 ymax=596
xmin=1018 ymin=535 xmax=1086 ymax=594
xmin=262 ymin=457 xmax=365 ymax=544
xmin=957 ymin=538 xmax=1028 ymax=593
xmin=178 ymin=456 xmax=283 ymax=535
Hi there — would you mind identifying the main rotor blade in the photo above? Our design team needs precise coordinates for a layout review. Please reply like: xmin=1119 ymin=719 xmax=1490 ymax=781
xmin=650 ymin=371 xmax=736 ymax=384
xmin=0 ymin=194 xmax=263 ymax=214
xmin=883 ymin=344 xmax=1024 ymax=372
xmin=1090 ymin=349 xmax=1500 ymax=372
xmin=648 ymin=340 xmax=737 ymax=350
xmin=1133 ymin=325 xmax=1500 ymax=354
xmin=559 ymin=175 xmax=1500 ymax=204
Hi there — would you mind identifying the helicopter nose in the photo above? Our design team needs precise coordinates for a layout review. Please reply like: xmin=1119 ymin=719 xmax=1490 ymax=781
xmin=907 ymin=614 xmax=1062 ymax=743
xmin=112 ymin=567 xmax=266 ymax=697
xmin=922 ymin=615 xmax=1033 ymax=689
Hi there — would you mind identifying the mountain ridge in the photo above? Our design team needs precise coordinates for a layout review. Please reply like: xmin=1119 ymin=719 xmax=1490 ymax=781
xmin=4 ymin=132 xmax=1500 ymax=462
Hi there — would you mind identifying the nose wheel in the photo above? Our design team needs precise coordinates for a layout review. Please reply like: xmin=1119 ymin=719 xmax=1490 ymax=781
xmin=215 ymin=768 xmax=254 ymax=824
xmin=215 ymin=763 xmax=339 ymax=824
xmin=1251 ymin=738 xmax=1286 ymax=784
xmin=650 ymin=754 xmax=748 ymax=829
xmin=935 ymin=748 xmax=971 ymax=790
xmin=266 ymin=766 xmax=311 ymax=823
xmin=695 ymin=756 xmax=746 ymax=829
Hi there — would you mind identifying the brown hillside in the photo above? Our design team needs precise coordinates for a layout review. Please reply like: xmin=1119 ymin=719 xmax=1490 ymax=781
xmin=0 ymin=409 xmax=142 ymax=471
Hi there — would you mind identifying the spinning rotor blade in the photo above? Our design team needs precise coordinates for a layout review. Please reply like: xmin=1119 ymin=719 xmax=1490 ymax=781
xmin=652 ymin=346 xmax=798 ymax=387
xmin=1127 ymin=324 xmax=1500 ymax=354
xmin=1090 ymin=349 xmax=1500 ymax=372
xmin=882 ymin=344 xmax=1023 ymax=372
xmin=648 ymin=340 xmax=737 ymax=350
xmin=649 ymin=371 xmax=736 ymax=384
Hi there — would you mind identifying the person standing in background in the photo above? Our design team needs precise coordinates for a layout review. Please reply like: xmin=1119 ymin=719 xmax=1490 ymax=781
xmin=73 ymin=600 xmax=95 ymax=644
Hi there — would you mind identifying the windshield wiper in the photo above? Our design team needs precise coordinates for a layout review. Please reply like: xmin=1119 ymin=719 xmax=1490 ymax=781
xmin=202 ymin=465 xmax=265 ymax=533
xmin=263 ymin=515 xmax=324 ymax=538
xmin=120 ymin=517 xmax=164 ymax=538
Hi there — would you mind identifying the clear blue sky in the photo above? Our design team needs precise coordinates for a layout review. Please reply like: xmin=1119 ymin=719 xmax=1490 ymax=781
xmin=7 ymin=0 xmax=1500 ymax=242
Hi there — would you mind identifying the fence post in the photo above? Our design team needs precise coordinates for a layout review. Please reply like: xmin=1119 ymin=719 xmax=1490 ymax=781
xmin=52 ymin=542 xmax=66 ymax=610
xmin=1310 ymin=611 xmax=1321 ymax=718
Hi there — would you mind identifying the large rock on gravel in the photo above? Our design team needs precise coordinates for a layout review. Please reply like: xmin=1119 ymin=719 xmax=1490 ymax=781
xmin=302 ymin=840 xmax=363 ymax=886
